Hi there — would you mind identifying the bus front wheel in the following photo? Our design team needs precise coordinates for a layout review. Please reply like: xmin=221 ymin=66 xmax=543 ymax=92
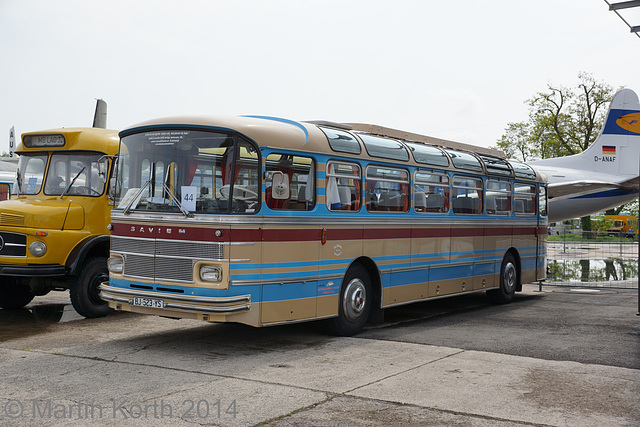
xmin=0 ymin=279 xmax=34 ymax=309
xmin=487 ymin=253 xmax=518 ymax=304
xmin=70 ymin=257 xmax=112 ymax=318
xmin=328 ymin=264 xmax=372 ymax=336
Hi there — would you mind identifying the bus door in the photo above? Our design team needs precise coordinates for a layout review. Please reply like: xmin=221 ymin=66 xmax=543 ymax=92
xmin=449 ymin=175 xmax=484 ymax=295
xmin=483 ymin=179 xmax=513 ymax=290
xmin=260 ymin=152 xmax=320 ymax=324
xmin=320 ymin=160 xmax=364 ymax=315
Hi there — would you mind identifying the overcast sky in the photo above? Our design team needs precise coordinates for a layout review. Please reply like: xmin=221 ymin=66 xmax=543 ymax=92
xmin=1 ymin=0 xmax=639 ymax=154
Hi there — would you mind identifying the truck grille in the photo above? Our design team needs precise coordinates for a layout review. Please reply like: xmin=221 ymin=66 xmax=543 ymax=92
xmin=0 ymin=232 xmax=26 ymax=257
xmin=111 ymin=236 xmax=224 ymax=283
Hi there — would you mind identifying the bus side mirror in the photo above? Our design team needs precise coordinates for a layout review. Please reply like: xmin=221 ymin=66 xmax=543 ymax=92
xmin=271 ymin=171 xmax=290 ymax=200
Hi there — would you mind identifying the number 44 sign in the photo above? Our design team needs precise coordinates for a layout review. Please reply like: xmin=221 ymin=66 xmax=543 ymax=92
xmin=181 ymin=186 xmax=197 ymax=212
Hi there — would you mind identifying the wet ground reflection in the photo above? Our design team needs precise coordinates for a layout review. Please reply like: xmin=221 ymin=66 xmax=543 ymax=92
xmin=547 ymin=258 xmax=637 ymax=283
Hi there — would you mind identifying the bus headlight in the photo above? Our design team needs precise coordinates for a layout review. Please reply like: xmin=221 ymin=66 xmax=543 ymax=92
xmin=29 ymin=241 xmax=47 ymax=257
xmin=107 ymin=257 xmax=124 ymax=274
xmin=200 ymin=265 xmax=222 ymax=282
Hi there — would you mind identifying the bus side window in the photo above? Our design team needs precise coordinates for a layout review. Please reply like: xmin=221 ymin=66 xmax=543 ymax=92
xmin=486 ymin=180 xmax=511 ymax=215
xmin=326 ymin=161 xmax=361 ymax=212
xmin=365 ymin=165 xmax=410 ymax=213
xmin=514 ymin=183 xmax=536 ymax=215
xmin=265 ymin=153 xmax=315 ymax=211
xmin=414 ymin=170 xmax=449 ymax=214
xmin=452 ymin=175 xmax=483 ymax=215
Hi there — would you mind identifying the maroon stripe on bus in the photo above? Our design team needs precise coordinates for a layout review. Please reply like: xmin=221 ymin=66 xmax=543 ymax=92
xmin=112 ymin=223 xmax=540 ymax=243
xmin=262 ymin=228 xmax=321 ymax=242
xmin=363 ymin=228 xmax=412 ymax=239
xmin=411 ymin=228 xmax=451 ymax=238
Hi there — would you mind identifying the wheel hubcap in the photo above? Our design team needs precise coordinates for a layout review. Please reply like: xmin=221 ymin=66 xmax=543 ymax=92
xmin=343 ymin=278 xmax=366 ymax=322
xmin=503 ymin=262 xmax=517 ymax=292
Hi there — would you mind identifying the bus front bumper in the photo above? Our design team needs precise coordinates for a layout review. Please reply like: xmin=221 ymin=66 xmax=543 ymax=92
xmin=99 ymin=283 xmax=251 ymax=315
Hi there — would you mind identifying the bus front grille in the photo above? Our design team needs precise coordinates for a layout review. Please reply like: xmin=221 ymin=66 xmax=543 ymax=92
xmin=111 ymin=236 xmax=224 ymax=283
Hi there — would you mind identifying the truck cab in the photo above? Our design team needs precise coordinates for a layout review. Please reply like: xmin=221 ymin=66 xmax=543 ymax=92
xmin=0 ymin=128 xmax=119 ymax=317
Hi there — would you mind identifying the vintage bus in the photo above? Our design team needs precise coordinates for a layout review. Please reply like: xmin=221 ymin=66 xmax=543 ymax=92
xmin=0 ymin=128 xmax=119 ymax=318
xmin=100 ymin=117 xmax=547 ymax=335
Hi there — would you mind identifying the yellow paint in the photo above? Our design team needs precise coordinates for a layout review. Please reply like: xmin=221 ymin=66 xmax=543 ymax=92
xmin=616 ymin=113 xmax=640 ymax=134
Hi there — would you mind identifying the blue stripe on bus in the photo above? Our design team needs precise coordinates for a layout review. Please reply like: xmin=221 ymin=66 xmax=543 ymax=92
xmin=113 ymin=253 xmax=542 ymax=304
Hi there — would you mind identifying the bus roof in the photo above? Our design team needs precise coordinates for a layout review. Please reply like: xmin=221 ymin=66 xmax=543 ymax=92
xmin=121 ymin=116 xmax=541 ymax=181
xmin=18 ymin=127 xmax=120 ymax=155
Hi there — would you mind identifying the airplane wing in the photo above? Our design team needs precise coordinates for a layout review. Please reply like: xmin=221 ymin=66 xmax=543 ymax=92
xmin=547 ymin=177 xmax=639 ymax=200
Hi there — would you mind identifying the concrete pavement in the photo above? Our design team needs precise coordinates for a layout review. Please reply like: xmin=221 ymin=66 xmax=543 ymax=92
xmin=0 ymin=287 xmax=638 ymax=426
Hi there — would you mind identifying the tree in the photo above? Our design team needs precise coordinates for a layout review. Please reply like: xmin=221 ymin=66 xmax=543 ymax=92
xmin=493 ymin=73 xmax=615 ymax=161
xmin=493 ymin=74 xmax=618 ymax=232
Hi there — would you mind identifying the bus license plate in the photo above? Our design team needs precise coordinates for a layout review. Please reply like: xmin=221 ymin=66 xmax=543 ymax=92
xmin=132 ymin=297 xmax=164 ymax=308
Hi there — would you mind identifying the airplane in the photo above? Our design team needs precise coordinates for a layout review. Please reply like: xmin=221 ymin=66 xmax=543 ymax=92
xmin=529 ymin=88 xmax=640 ymax=222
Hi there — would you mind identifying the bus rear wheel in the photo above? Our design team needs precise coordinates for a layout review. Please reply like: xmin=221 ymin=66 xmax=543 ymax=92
xmin=488 ymin=253 xmax=518 ymax=304
xmin=328 ymin=264 xmax=372 ymax=336
xmin=0 ymin=279 xmax=34 ymax=309
xmin=70 ymin=257 xmax=112 ymax=318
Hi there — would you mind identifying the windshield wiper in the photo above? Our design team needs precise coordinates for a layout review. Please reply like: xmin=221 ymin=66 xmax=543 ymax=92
xmin=160 ymin=167 xmax=191 ymax=217
xmin=123 ymin=178 xmax=151 ymax=214
xmin=60 ymin=166 xmax=86 ymax=199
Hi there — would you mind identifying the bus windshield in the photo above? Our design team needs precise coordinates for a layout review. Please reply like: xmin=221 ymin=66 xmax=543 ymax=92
xmin=115 ymin=129 xmax=259 ymax=214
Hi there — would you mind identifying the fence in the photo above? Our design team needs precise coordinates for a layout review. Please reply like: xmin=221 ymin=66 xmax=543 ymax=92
xmin=545 ymin=231 xmax=638 ymax=288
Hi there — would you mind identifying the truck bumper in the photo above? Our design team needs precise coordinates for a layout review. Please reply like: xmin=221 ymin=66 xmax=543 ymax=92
xmin=0 ymin=264 xmax=66 ymax=277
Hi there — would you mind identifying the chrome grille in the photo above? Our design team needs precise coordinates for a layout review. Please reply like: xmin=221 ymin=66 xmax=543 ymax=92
xmin=112 ymin=236 xmax=224 ymax=283
xmin=156 ymin=239 xmax=224 ymax=259
xmin=156 ymin=258 xmax=195 ymax=282
xmin=123 ymin=254 xmax=155 ymax=279
xmin=111 ymin=237 xmax=155 ymax=254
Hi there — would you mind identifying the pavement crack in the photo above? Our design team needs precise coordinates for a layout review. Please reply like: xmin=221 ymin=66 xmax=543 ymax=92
xmin=343 ymin=348 xmax=466 ymax=395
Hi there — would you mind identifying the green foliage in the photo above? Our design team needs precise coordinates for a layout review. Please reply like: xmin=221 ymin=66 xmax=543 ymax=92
xmin=492 ymin=73 xmax=616 ymax=161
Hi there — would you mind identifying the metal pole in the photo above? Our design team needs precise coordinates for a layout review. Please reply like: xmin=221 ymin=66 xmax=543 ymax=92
xmin=637 ymin=153 xmax=639 ymax=316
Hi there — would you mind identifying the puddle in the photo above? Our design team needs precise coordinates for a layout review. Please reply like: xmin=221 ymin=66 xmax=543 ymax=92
xmin=0 ymin=303 xmax=84 ymax=342
xmin=547 ymin=258 xmax=638 ymax=283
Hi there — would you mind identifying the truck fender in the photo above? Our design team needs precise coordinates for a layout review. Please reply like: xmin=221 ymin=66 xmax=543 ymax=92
xmin=66 ymin=235 xmax=110 ymax=276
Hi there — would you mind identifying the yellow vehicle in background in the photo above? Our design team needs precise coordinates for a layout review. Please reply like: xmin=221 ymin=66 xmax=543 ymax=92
xmin=0 ymin=127 xmax=119 ymax=317
xmin=606 ymin=214 xmax=638 ymax=237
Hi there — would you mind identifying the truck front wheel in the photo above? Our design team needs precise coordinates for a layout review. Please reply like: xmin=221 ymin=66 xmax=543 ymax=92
xmin=0 ymin=279 xmax=34 ymax=309
xmin=70 ymin=257 xmax=112 ymax=318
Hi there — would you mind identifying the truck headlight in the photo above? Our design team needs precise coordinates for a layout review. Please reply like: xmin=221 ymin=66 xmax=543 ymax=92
xmin=29 ymin=241 xmax=47 ymax=257
xmin=107 ymin=257 xmax=123 ymax=274
xmin=200 ymin=265 xmax=222 ymax=282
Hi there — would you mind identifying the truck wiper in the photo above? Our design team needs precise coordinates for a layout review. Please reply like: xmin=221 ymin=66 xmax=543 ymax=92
xmin=60 ymin=167 xmax=86 ymax=199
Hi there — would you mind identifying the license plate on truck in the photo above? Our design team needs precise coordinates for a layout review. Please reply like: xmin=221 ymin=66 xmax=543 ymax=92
xmin=132 ymin=297 xmax=165 ymax=308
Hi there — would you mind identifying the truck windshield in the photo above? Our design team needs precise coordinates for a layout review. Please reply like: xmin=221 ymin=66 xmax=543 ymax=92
xmin=13 ymin=153 xmax=47 ymax=195
xmin=115 ymin=129 xmax=259 ymax=214
xmin=44 ymin=152 xmax=107 ymax=197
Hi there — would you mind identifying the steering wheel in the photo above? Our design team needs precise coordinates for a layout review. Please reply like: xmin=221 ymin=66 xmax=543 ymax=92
xmin=218 ymin=185 xmax=258 ymax=201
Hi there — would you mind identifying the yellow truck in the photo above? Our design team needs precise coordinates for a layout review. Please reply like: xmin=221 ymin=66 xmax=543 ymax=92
xmin=606 ymin=214 xmax=638 ymax=237
xmin=0 ymin=127 xmax=119 ymax=317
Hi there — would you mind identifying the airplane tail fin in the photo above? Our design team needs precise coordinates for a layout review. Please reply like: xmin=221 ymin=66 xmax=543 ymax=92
xmin=92 ymin=99 xmax=107 ymax=129
xmin=531 ymin=88 xmax=640 ymax=179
